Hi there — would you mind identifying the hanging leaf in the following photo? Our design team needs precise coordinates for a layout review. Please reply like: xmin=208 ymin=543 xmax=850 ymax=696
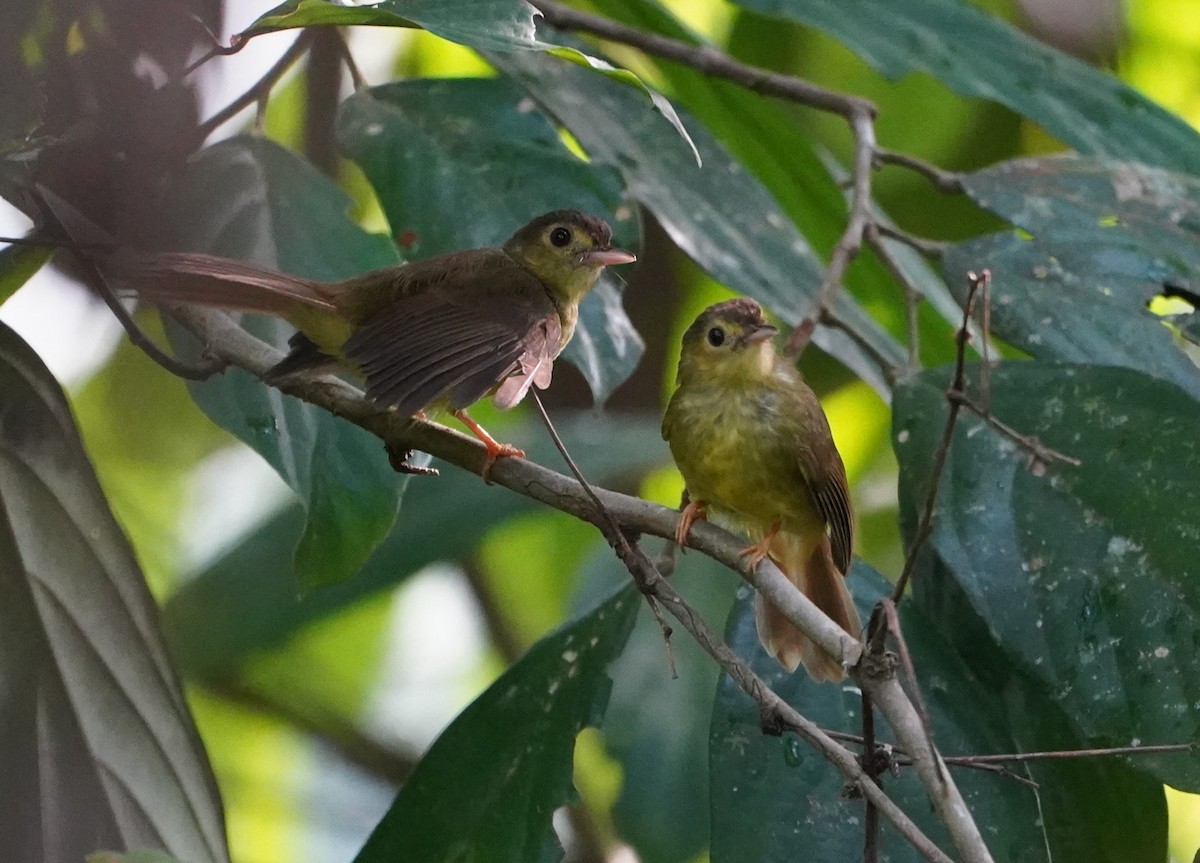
xmin=155 ymin=136 xmax=408 ymax=592
xmin=238 ymin=0 xmax=698 ymax=159
xmin=730 ymin=0 xmax=1200 ymax=173
xmin=353 ymin=583 xmax=640 ymax=862
xmin=0 ymin=322 xmax=228 ymax=863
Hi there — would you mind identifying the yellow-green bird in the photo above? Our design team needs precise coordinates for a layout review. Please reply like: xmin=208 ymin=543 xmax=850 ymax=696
xmin=110 ymin=210 xmax=635 ymax=470
xmin=662 ymin=298 xmax=860 ymax=680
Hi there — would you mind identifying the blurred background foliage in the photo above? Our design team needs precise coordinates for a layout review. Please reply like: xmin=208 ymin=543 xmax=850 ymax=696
xmin=3 ymin=0 xmax=1200 ymax=861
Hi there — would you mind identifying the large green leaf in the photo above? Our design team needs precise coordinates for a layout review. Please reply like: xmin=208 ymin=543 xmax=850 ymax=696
xmin=944 ymin=156 xmax=1200 ymax=399
xmin=163 ymin=413 xmax=668 ymax=678
xmin=588 ymin=549 xmax=738 ymax=863
xmin=732 ymin=0 xmax=1200 ymax=174
xmin=0 ymin=322 xmax=228 ymax=862
xmin=894 ymin=362 xmax=1200 ymax=791
xmin=489 ymin=44 xmax=905 ymax=391
xmin=336 ymin=77 xmax=643 ymax=404
xmin=353 ymin=582 xmax=640 ymax=861
xmin=155 ymin=136 xmax=407 ymax=592
xmin=240 ymin=0 xmax=545 ymax=50
xmin=239 ymin=0 xmax=698 ymax=160
xmin=710 ymin=563 xmax=1049 ymax=863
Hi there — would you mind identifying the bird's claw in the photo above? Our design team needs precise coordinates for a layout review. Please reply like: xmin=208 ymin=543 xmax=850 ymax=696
xmin=385 ymin=444 xmax=439 ymax=476
xmin=480 ymin=442 xmax=525 ymax=485
xmin=674 ymin=499 xmax=708 ymax=549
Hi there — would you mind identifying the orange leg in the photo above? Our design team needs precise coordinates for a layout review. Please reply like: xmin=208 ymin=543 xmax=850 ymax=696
xmin=675 ymin=499 xmax=708 ymax=548
xmin=453 ymin=409 xmax=525 ymax=482
xmin=739 ymin=520 xmax=782 ymax=570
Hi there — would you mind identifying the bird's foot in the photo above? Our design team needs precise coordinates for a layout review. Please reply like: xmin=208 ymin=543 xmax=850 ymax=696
xmin=738 ymin=520 xmax=782 ymax=569
xmin=385 ymin=443 xmax=439 ymax=476
xmin=674 ymin=499 xmax=708 ymax=548
xmin=453 ymin=409 xmax=524 ymax=484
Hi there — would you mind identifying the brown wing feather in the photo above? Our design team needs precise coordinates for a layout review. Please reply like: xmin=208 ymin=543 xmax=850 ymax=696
xmin=340 ymin=271 xmax=560 ymax=416
xmin=791 ymin=384 xmax=854 ymax=574
xmin=809 ymin=456 xmax=854 ymax=573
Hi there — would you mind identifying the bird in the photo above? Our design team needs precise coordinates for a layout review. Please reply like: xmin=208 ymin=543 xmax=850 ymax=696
xmin=107 ymin=209 xmax=636 ymax=474
xmin=661 ymin=298 xmax=860 ymax=680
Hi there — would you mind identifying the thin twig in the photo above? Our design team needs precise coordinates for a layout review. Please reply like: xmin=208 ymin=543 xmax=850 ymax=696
xmin=892 ymin=270 xmax=989 ymax=602
xmin=865 ymin=225 xmax=923 ymax=370
xmin=862 ymin=689 xmax=881 ymax=863
xmin=819 ymin=306 xmax=906 ymax=385
xmin=873 ymin=223 xmax=949 ymax=260
xmin=786 ymin=110 xmax=876 ymax=357
xmin=875 ymin=148 xmax=965 ymax=194
xmin=531 ymin=0 xmax=875 ymax=119
xmin=946 ymin=742 xmax=1194 ymax=764
xmin=531 ymin=390 xmax=677 ymax=678
xmin=196 ymin=31 xmax=315 ymax=140
xmin=954 ymin=393 xmax=1081 ymax=469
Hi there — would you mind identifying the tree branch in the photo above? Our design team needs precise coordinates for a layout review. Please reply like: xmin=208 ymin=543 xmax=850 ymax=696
xmin=166 ymin=304 xmax=987 ymax=862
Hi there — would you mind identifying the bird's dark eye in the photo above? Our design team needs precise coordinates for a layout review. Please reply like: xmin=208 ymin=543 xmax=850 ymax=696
xmin=549 ymin=226 xmax=572 ymax=247
xmin=707 ymin=327 xmax=725 ymax=347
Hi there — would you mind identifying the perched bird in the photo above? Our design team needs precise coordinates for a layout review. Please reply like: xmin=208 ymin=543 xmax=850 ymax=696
xmin=108 ymin=210 xmax=635 ymax=472
xmin=662 ymin=298 xmax=860 ymax=680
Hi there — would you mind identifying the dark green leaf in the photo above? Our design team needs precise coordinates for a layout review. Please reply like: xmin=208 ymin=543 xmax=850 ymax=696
xmin=336 ymin=78 xmax=643 ymax=404
xmin=732 ymin=0 xmax=1200 ymax=173
xmin=489 ymin=45 xmax=905 ymax=391
xmin=156 ymin=136 xmax=407 ymax=592
xmin=0 ymin=322 xmax=228 ymax=863
xmin=586 ymin=550 xmax=737 ymax=863
xmin=163 ymin=412 xmax=668 ymax=678
xmin=241 ymin=0 xmax=543 ymax=51
xmin=711 ymin=563 xmax=1048 ymax=863
xmin=240 ymin=1 xmax=698 ymax=158
xmin=894 ymin=362 xmax=1200 ymax=791
xmin=945 ymin=156 xmax=1200 ymax=399
xmin=353 ymin=583 xmax=640 ymax=862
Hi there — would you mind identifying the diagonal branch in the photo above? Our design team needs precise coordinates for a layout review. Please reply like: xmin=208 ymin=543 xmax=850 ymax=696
xmin=166 ymin=303 xmax=992 ymax=863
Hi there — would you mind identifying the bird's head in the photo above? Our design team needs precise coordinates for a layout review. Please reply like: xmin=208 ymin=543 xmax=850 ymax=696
xmin=504 ymin=210 xmax=636 ymax=304
xmin=676 ymin=297 xmax=780 ymax=385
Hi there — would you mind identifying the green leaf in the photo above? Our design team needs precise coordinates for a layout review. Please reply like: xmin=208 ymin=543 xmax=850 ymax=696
xmin=240 ymin=1 xmax=698 ymax=159
xmin=163 ymin=413 xmax=668 ymax=678
xmin=241 ymin=0 xmax=543 ymax=51
xmin=599 ymin=550 xmax=737 ymax=863
xmin=944 ymin=156 xmax=1200 ymax=399
xmin=894 ymin=362 xmax=1200 ymax=791
xmin=336 ymin=77 xmax=643 ymax=404
xmin=731 ymin=0 xmax=1200 ymax=174
xmin=0 ymin=322 xmax=228 ymax=863
xmin=155 ymin=136 xmax=407 ymax=592
xmin=711 ymin=563 xmax=1049 ymax=863
xmin=353 ymin=582 xmax=640 ymax=862
xmin=489 ymin=45 xmax=905 ymax=391
xmin=0 ymin=242 xmax=51 ymax=306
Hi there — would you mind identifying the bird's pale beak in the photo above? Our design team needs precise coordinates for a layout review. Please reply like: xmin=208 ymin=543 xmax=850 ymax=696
xmin=738 ymin=324 xmax=778 ymax=347
xmin=585 ymin=247 xmax=637 ymax=266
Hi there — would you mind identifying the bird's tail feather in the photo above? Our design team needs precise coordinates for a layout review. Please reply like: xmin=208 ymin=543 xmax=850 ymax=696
xmin=755 ymin=532 xmax=860 ymax=681
xmin=104 ymin=252 xmax=337 ymax=316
